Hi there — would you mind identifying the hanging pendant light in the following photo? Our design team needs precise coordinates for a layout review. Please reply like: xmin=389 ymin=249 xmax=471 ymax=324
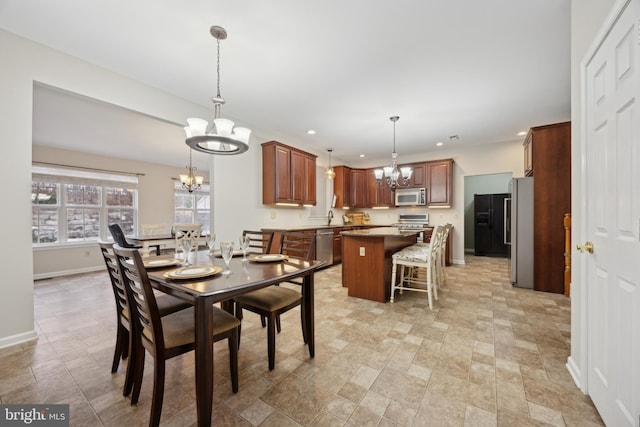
xmin=179 ymin=149 xmax=204 ymax=192
xmin=184 ymin=25 xmax=251 ymax=155
xmin=374 ymin=116 xmax=412 ymax=190
xmin=325 ymin=148 xmax=336 ymax=179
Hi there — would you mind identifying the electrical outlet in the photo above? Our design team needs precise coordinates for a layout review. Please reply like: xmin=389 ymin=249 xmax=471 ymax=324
xmin=271 ymin=211 xmax=277 ymax=219
xmin=359 ymin=247 xmax=365 ymax=256
xmin=84 ymin=250 xmax=90 ymax=257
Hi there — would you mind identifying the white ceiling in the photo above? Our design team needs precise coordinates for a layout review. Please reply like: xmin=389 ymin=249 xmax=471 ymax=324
xmin=1 ymin=0 xmax=571 ymax=170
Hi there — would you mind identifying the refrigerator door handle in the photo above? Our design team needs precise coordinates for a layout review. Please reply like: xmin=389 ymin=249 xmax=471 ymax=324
xmin=504 ymin=197 xmax=512 ymax=245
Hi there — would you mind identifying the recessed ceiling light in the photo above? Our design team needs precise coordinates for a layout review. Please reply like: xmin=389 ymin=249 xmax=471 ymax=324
xmin=436 ymin=142 xmax=444 ymax=147
xmin=449 ymin=135 xmax=459 ymax=141
xmin=306 ymin=129 xmax=316 ymax=135
xmin=517 ymin=131 xmax=527 ymax=136
xmin=359 ymin=154 xmax=365 ymax=158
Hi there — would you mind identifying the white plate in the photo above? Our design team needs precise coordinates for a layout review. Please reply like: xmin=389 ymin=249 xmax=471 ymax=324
xmin=143 ymin=258 xmax=181 ymax=268
xmin=248 ymin=254 xmax=286 ymax=263
xmin=163 ymin=265 xmax=222 ymax=279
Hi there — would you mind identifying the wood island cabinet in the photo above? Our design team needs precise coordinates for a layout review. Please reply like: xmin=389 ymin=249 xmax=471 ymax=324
xmin=426 ymin=159 xmax=453 ymax=207
xmin=262 ymin=141 xmax=316 ymax=205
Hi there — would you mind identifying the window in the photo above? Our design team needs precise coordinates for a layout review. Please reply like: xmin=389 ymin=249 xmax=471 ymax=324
xmin=174 ymin=182 xmax=210 ymax=234
xmin=32 ymin=165 xmax=138 ymax=246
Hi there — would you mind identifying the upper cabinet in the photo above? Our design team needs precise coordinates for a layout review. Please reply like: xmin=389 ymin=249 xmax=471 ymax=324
xmin=523 ymin=132 xmax=534 ymax=177
xmin=426 ymin=159 xmax=453 ymax=208
xmin=366 ymin=169 xmax=394 ymax=208
xmin=333 ymin=166 xmax=352 ymax=208
xmin=406 ymin=162 xmax=427 ymax=188
xmin=262 ymin=141 xmax=317 ymax=206
xmin=350 ymin=169 xmax=368 ymax=208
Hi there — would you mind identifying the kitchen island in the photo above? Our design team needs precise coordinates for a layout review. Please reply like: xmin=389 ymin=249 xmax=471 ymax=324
xmin=341 ymin=227 xmax=420 ymax=302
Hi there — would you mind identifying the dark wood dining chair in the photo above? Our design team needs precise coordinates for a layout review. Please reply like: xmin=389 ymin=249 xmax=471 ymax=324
xmin=109 ymin=223 xmax=161 ymax=255
xmin=234 ymin=231 xmax=315 ymax=370
xmin=113 ymin=245 xmax=240 ymax=427
xmin=98 ymin=241 xmax=191 ymax=397
xmin=242 ymin=230 xmax=274 ymax=254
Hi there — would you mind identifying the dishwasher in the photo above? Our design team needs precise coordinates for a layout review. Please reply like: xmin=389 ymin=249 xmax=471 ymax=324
xmin=315 ymin=229 xmax=334 ymax=267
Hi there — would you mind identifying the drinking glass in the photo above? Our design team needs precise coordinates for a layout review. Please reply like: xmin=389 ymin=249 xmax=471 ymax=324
xmin=239 ymin=235 xmax=250 ymax=261
xmin=181 ymin=238 xmax=193 ymax=265
xmin=205 ymin=233 xmax=216 ymax=256
xmin=220 ymin=241 xmax=234 ymax=275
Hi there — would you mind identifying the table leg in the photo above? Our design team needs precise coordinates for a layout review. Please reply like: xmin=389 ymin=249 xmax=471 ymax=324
xmin=303 ymin=273 xmax=315 ymax=357
xmin=194 ymin=297 xmax=214 ymax=426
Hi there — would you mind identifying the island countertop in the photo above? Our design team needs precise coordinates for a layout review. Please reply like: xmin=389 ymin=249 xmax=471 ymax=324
xmin=340 ymin=226 xmax=420 ymax=237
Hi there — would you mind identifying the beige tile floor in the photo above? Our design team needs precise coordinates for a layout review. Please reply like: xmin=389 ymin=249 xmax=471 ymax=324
xmin=0 ymin=256 xmax=604 ymax=426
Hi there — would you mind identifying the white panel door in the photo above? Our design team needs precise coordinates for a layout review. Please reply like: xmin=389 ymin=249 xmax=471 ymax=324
xmin=583 ymin=1 xmax=640 ymax=425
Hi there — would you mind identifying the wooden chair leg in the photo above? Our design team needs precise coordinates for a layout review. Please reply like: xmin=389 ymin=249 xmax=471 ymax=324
xmin=229 ymin=330 xmax=239 ymax=393
xmin=149 ymin=358 xmax=165 ymax=427
xmin=275 ymin=315 xmax=282 ymax=333
xmin=112 ymin=325 xmax=127 ymax=373
xmin=267 ymin=314 xmax=277 ymax=370
xmin=235 ymin=302 xmax=243 ymax=349
xmin=123 ymin=331 xmax=136 ymax=397
xmin=300 ymin=304 xmax=307 ymax=344
xmin=130 ymin=346 xmax=145 ymax=404
xmin=390 ymin=260 xmax=398 ymax=302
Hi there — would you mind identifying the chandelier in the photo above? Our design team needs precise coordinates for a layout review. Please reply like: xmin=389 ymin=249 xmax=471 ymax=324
xmin=325 ymin=148 xmax=336 ymax=179
xmin=374 ymin=116 xmax=412 ymax=190
xmin=179 ymin=149 xmax=204 ymax=192
xmin=184 ymin=25 xmax=251 ymax=155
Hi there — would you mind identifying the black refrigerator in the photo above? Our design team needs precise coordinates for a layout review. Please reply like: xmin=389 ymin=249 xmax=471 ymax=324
xmin=474 ymin=193 xmax=511 ymax=257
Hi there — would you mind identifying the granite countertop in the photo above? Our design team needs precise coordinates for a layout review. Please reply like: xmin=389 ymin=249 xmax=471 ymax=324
xmin=340 ymin=226 xmax=420 ymax=237
xmin=262 ymin=224 xmax=387 ymax=231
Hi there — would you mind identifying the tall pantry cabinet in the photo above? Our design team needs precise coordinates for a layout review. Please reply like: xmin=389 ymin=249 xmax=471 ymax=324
xmin=524 ymin=121 xmax=571 ymax=294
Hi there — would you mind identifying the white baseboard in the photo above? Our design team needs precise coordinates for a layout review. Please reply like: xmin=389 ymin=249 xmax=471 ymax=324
xmin=451 ymin=259 xmax=466 ymax=265
xmin=0 ymin=330 xmax=38 ymax=350
xmin=566 ymin=356 xmax=586 ymax=394
xmin=33 ymin=265 xmax=104 ymax=281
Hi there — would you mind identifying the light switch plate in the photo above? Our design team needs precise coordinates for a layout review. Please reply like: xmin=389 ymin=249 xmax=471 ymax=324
xmin=359 ymin=247 xmax=365 ymax=256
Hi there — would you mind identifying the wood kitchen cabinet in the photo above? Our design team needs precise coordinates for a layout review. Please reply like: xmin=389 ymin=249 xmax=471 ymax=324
xmin=333 ymin=166 xmax=352 ymax=208
xmin=407 ymin=162 xmax=427 ymax=188
xmin=426 ymin=159 xmax=453 ymax=208
xmin=350 ymin=169 xmax=368 ymax=208
xmin=366 ymin=169 xmax=394 ymax=208
xmin=526 ymin=121 xmax=571 ymax=294
xmin=524 ymin=132 xmax=533 ymax=177
xmin=262 ymin=141 xmax=316 ymax=205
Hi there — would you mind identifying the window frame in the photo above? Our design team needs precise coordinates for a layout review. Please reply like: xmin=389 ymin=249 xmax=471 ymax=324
xmin=174 ymin=182 xmax=210 ymax=235
xmin=32 ymin=165 xmax=138 ymax=247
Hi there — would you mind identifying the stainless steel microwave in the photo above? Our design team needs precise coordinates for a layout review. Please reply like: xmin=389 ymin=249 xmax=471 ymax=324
xmin=395 ymin=188 xmax=426 ymax=206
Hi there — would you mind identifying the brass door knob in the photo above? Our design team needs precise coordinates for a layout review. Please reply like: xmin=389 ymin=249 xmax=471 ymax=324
xmin=576 ymin=241 xmax=594 ymax=254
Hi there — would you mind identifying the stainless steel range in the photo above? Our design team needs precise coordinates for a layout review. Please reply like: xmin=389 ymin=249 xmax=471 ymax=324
xmin=393 ymin=213 xmax=430 ymax=241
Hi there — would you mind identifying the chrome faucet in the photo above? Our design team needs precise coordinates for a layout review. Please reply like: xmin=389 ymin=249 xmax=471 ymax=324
xmin=327 ymin=210 xmax=334 ymax=226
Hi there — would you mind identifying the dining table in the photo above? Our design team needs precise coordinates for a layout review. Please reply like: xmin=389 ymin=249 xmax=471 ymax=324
xmin=128 ymin=233 xmax=175 ymax=257
xmin=145 ymin=250 xmax=324 ymax=427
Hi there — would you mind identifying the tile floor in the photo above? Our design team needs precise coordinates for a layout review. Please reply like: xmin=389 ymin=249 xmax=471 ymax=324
xmin=0 ymin=256 xmax=604 ymax=426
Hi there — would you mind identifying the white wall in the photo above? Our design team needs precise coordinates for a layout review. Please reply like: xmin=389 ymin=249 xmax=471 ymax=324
xmin=0 ymin=29 xmax=212 ymax=348
xmin=568 ymin=0 xmax=617 ymax=392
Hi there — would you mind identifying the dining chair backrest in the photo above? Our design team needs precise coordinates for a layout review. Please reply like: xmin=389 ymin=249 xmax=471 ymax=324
xmin=279 ymin=231 xmax=316 ymax=261
xmin=113 ymin=245 xmax=169 ymax=356
xmin=174 ymin=223 xmax=202 ymax=252
xmin=242 ymin=230 xmax=274 ymax=254
xmin=142 ymin=223 xmax=169 ymax=236
xmin=98 ymin=241 xmax=130 ymax=319
xmin=109 ymin=223 xmax=139 ymax=249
